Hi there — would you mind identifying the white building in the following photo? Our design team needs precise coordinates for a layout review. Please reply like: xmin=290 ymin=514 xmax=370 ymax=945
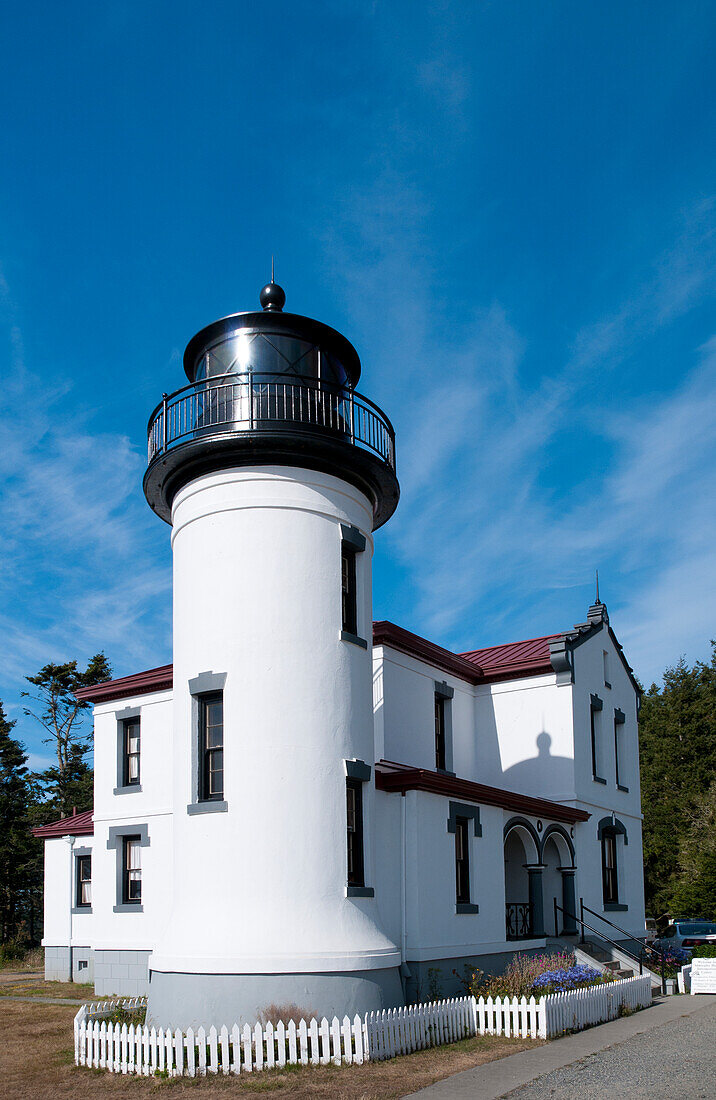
xmin=34 ymin=282 xmax=645 ymax=1026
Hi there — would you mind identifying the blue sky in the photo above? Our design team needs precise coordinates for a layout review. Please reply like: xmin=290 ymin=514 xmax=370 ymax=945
xmin=1 ymin=1 xmax=714 ymax=767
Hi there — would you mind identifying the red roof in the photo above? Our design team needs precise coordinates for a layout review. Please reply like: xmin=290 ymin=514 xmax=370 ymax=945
xmin=75 ymin=663 xmax=173 ymax=703
xmin=73 ymin=626 xmax=566 ymax=703
xmin=375 ymin=760 xmax=589 ymax=823
xmin=460 ymin=633 xmax=562 ymax=681
xmin=32 ymin=808 xmax=94 ymax=838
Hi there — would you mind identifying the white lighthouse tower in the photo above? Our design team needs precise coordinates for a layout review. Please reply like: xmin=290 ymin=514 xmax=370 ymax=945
xmin=143 ymin=280 xmax=402 ymax=1026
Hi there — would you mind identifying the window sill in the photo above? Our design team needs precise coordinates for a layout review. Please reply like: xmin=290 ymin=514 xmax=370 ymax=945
xmin=340 ymin=630 xmax=368 ymax=650
xmin=604 ymin=681 xmax=612 ymax=689
xmin=187 ymin=800 xmax=228 ymax=815
xmin=436 ymin=768 xmax=457 ymax=778
xmin=593 ymin=775 xmax=607 ymax=785
xmin=113 ymin=784 xmax=142 ymax=795
xmin=346 ymin=885 xmax=374 ymax=898
xmin=71 ymin=906 xmax=92 ymax=915
xmin=113 ymin=903 xmax=143 ymax=913
xmin=604 ymin=903 xmax=628 ymax=912
xmin=617 ymin=784 xmax=630 ymax=792
xmin=456 ymin=903 xmax=479 ymax=915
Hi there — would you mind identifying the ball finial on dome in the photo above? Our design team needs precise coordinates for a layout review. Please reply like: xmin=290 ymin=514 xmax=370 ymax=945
xmin=259 ymin=281 xmax=286 ymax=311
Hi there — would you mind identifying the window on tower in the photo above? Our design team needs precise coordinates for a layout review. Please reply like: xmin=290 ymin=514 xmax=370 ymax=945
xmin=199 ymin=692 xmax=224 ymax=801
xmin=454 ymin=816 xmax=471 ymax=905
xmin=341 ymin=547 xmax=357 ymax=636
xmin=339 ymin=525 xmax=367 ymax=648
xmin=346 ymin=778 xmax=365 ymax=888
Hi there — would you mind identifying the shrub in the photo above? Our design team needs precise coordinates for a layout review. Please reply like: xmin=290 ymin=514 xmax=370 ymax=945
xmin=257 ymin=1003 xmax=316 ymax=1026
xmin=644 ymin=945 xmax=690 ymax=977
xmin=467 ymin=951 xmax=609 ymax=1000
xmin=690 ymin=945 xmax=716 ymax=959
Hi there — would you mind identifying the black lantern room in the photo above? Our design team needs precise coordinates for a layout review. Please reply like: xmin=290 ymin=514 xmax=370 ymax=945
xmin=143 ymin=282 xmax=399 ymax=528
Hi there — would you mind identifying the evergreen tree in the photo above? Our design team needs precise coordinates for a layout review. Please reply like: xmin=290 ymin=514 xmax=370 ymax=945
xmin=21 ymin=653 xmax=111 ymax=816
xmin=0 ymin=701 xmax=40 ymax=945
xmin=639 ymin=643 xmax=716 ymax=918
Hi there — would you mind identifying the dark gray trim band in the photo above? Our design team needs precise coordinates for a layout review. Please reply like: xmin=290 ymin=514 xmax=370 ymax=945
xmin=614 ymin=708 xmax=626 ymax=724
xmin=116 ymin=706 xmax=142 ymax=721
xmin=341 ymin=630 xmax=368 ymax=649
xmin=456 ymin=902 xmax=479 ymax=914
xmin=604 ymin=903 xmax=628 ymax=912
xmin=590 ymin=694 xmax=603 ymax=711
xmin=434 ymin=680 xmax=454 ymax=700
xmin=447 ymin=801 xmax=482 ymax=837
xmin=340 ymin=524 xmax=366 ymax=553
xmin=188 ymin=671 xmax=227 ymax=695
xmin=113 ymin=903 xmax=144 ymax=913
xmin=593 ymin=775 xmax=607 ymax=785
xmin=346 ymin=885 xmax=375 ymax=898
xmin=617 ymin=783 xmax=630 ymax=793
xmin=187 ymin=800 xmax=228 ymax=815
xmin=113 ymin=784 xmax=143 ymax=796
xmin=345 ymin=759 xmax=371 ymax=782
xmin=74 ymin=846 xmax=92 ymax=858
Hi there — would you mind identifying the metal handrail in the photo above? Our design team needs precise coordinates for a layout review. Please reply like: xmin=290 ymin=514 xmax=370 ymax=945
xmin=554 ymin=900 xmax=666 ymax=995
xmin=145 ymin=371 xmax=396 ymax=473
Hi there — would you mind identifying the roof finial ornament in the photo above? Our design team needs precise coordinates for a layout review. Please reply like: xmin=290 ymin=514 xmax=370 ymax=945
xmin=595 ymin=569 xmax=601 ymax=605
xmin=259 ymin=259 xmax=286 ymax=312
xmin=587 ymin=570 xmax=608 ymax=625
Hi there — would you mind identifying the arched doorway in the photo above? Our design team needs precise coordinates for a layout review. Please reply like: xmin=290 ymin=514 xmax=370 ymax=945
xmin=504 ymin=819 xmax=541 ymax=940
xmin=541 ymin=826 xmax=577 ymax=936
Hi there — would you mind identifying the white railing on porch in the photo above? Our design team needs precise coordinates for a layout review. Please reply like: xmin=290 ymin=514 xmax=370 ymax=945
xmin=74 ymin=976 xmax=652 ymax=1076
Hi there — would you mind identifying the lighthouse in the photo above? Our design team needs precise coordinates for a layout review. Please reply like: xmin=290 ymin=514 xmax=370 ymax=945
xmin=143 ymin=280 xmax=402 ymax=1026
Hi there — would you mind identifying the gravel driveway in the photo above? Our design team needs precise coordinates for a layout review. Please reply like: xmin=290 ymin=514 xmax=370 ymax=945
xmin=505 ymin=1004 xmax=716 ymax=1099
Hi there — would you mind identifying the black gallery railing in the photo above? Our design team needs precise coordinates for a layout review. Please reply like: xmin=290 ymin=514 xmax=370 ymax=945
xmin=506 ymin=902 xmax=533 ymax=940
xmin=147 ymin=372 xmax=396 ymax=472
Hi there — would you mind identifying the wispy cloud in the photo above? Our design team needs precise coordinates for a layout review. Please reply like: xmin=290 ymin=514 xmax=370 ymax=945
xmin=0 ymin=269 xmax=171 ymax=735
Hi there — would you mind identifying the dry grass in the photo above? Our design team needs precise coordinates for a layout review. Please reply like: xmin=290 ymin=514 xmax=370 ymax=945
xmin=0 ymin=968 xmax=95 ymax=999
xmin=1 ymin=998 xmax=542 ymax=1099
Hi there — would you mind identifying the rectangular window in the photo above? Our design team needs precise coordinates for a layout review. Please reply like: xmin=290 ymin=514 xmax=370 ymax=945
xmin=614 ymin=709 xmax=627 ymax=789
xmin=601 ymin=832 xmax=618 ymax=905
xmin=199 ymin=692 xmax=224 ymax=801
xmin=346 ymin=778 xmax=365 ymax=887
xmin=435 ymin=693 xmax=446 ymax=771
xmin=122 ymin=836 xmax=142 ymax=905
xmin=455 ymin=816 xmax=470 ymax=904
xmin=76 ymin=855 xmax=91 ymax=908
xmin=341 ymin=547 xmax=357 ymax=636
xmin=123 ymin=718 xmax=141 ymax=786
xmin=590 ymin=695 xmax=605 ymax=782
xmin=603 ymin=649 xmax=611 ymax=687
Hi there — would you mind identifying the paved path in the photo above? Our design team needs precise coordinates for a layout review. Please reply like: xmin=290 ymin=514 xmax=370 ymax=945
xmin=406 ymin=995 xmax=716 ymax=1100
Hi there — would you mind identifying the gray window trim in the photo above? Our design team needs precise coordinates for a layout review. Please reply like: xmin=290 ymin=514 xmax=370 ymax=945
xmin=604 ymin=902 xmax=628 ymax=912
xmin=116 ymin=708 xmax=142 ymax=794
xmin=345 ymin=759 xmax=372 ymax=781
xmin=597 ymin=815 xmax=628 ymax=845
xmin=188 ymin=671 xmax=227 ymax=695
xmin=448 ymin=802 xmax=481 ymax=914
xmin=447 ymin=801 xmax=482 ymax=837
xmin=107 ymin=825 xmax=149 ymax=913
xmin=72 ymin=848 xmax=93 ymax=914
xmin=188 ymin=674 xmax=227 ymax=812
xmin=187 ymin=799 xmax=228 ymax=815
xmin=341 ymin=630 xmax=368 ymax=649
xmin=346 ymin=885 xmax=375 ymax=898
xmin=340 ymin=524 xmax=366 ymax=553
xmin=434 ymin=681 xmax=455 ymax=775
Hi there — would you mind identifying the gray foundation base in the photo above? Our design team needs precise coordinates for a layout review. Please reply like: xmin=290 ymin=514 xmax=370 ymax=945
xmin=44 ymin=946 xmax=94 ymax=983
xmin=147 ymin=966 xmax=404 ymax=1029
xmin=405 ymin=948 xmax=549 ymax=1003
xmin=94 ymin=949 xmax=151 ymax=997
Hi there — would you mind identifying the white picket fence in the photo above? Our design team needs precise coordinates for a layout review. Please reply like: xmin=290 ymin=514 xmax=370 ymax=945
xmin=74 ymin=976 xmax=652 ymax=1077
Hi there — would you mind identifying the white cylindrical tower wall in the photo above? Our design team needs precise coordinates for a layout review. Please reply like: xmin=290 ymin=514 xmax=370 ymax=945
xmin=147 ymin=465 xmax=401 ymax=1026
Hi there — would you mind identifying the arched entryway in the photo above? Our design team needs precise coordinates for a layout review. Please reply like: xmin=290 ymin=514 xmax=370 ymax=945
xmin=504 ymin=819 xmax=542 ymax=940
xmin=541 ymin=825 xmax=577 ymax=936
